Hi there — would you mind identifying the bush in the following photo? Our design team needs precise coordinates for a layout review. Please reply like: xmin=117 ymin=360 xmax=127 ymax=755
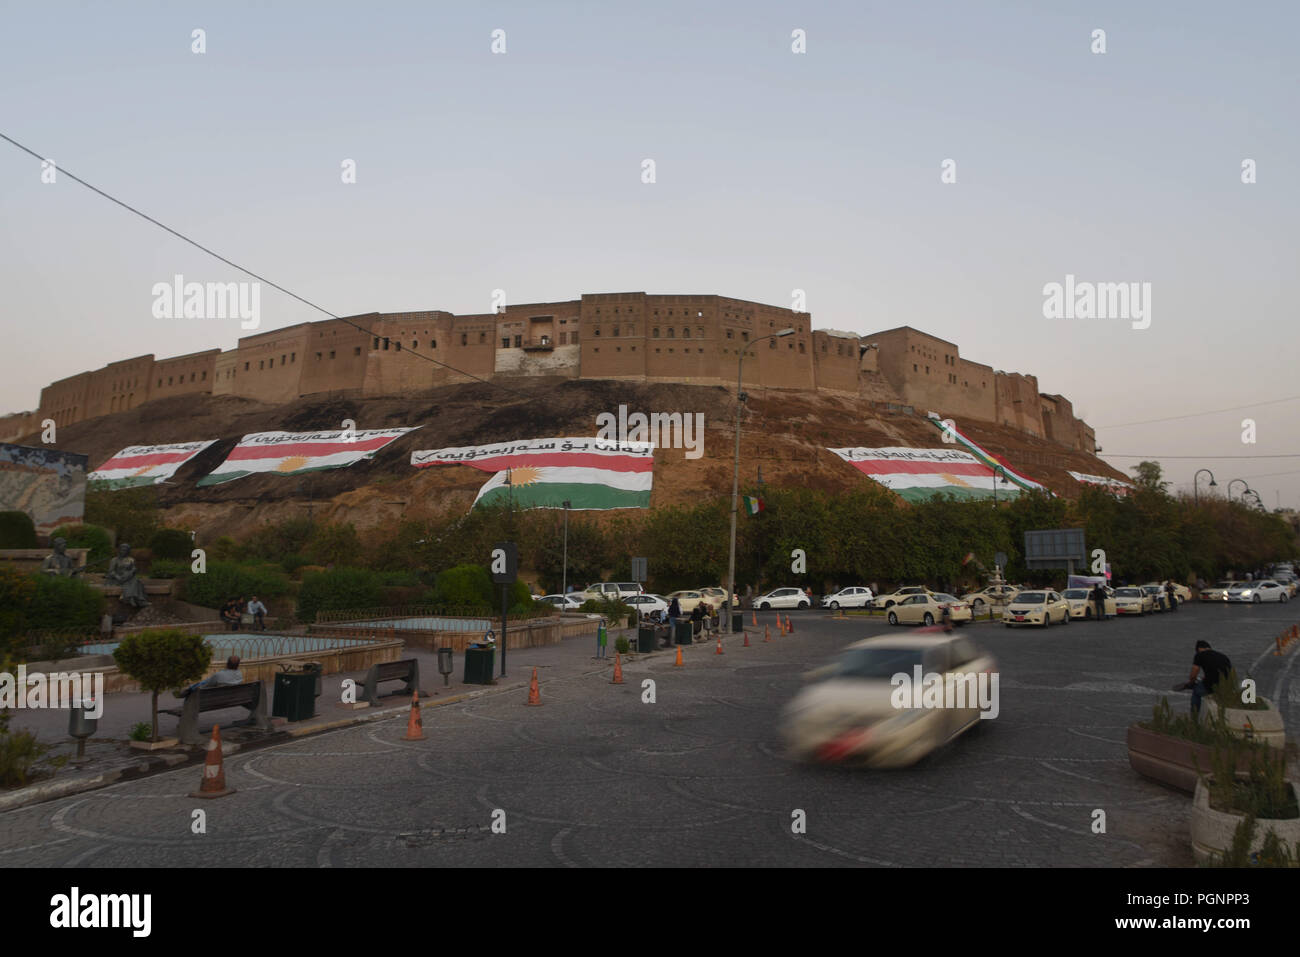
xmin=129 ymin=722 xmax=152 ymax=742
xmin=615 ymin=636 xmax=630 ymax=655
xmin=148 ymin=528 xmax=194 ymax=561
xmin=182 ymin=561 xmax=290 ymax=610
xmin=27 ymin=574 xmax=102 ymax=633
xmin=0 ymin=511 xmax=37 ymax=548
xmin=60 ymin=524 xmax=114 ymax=563
xmin=0 ymin=567 xmax=37 ymax=656
xmin=112 ymin=628 xmax=211 ymax=742
xmin=0 ymin=710 xmax=52 ymax=788
xmin=296 ymin=567 xmax=384 ymax=623
xmin=83 ymin=485 xmax=159 ymax=546
xmin=431 ymin=564 xmax=495 ymax=608
xmin=148 ymin=558 xmax=189 ymax=579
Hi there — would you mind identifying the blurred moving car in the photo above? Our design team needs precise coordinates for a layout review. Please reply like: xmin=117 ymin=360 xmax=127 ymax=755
xmin=665 ymin=589 xmax=707 ymax=613
xmin=886 ymin=593 xmax=971 ymax=626
xmin=871 ymin=586 xmax=932 ymax=610
xmin=626 ymin=594 xmax=669 ymax=616
xmin=1062 ymin=587 xmax=1116 ymax=619
xmin=1227 ymin=580 xmax=1290 ymax=603
xmin=1200 ymin=580 xmax=1239 ymax=601
xmin=754 ymin=587 xmax=810 ymax=610
xmin=959 ymin=582 xmax=1021 ymax=614
xmin=821 ymin=586 xmax=875 ymax=609
xmin=779 ymin=634 xmax=996 ymax=768
xmin=535 ymin=594 xmax=585 ymax=610
xmin=1113 ymin=587 xmax=1154 ymax=615
xmin=1002 ymin=590 xmax=1071 ymax=628
xmin=698 ymin=586 xmax=740 ymax=606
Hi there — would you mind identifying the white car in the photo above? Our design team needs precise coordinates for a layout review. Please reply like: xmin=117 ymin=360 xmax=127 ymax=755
xmin=1113 ymin=587 xmax=1154 ymax=615
xmin=584 ymin=582 xmax=643 ymax=600
xmin=779 ymin=634 xmax=997 ymax=768
xmin=626 ymin=594 xmax=669 ymax=616
xmin=1062 ymin=587 xmax=1116 ymax=619
xmin=535 ymin=594 xmax=585 ymax=610
xmin=1200 ymin=581 xmax=1239 ymax=602
xmin=821 ymin=587 xmax=874 ymax=609
xmin=1002 ymin=590 xmax=1071 ymax=628
xmin=755 ymin=587 xmax=811 ymax=610
xmin=1227 ymin=580 xmax=1290 ymax=604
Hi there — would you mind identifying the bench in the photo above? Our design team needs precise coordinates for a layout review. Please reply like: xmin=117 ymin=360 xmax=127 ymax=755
xmin=354 ymin=658 xmax=421 ymax=707
xmin=161 ymin=681 xmax=272 ymax=746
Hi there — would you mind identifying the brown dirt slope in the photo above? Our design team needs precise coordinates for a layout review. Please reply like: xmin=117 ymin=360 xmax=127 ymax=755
xmin=26 ymin=378 xmax=1128 ymax=540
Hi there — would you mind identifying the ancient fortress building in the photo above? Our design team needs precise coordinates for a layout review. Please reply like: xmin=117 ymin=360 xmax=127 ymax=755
xmin=1 ymin=292 xmax=1094 ymax=453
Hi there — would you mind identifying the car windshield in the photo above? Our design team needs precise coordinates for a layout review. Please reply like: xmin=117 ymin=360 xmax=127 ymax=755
xmin=1063 ymin=589 xmax=1088 ymax=599
xmin=1116 ymin=588 xmax=1141 ymax=597
xmin=1015 ymin=592 xmax=1046 ymax=603
xmin=832 ymin=647 xmax=925 ymax=680
xmin=933 ymin=594 xmax=959 ymax=603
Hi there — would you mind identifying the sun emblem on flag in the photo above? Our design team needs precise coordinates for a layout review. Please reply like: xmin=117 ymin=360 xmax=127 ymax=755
xmin=133 ymin=466 xmax=153 ymax=477
xmin=276 ymin=456 xmax=309 ymax=473
xmin=507 ymin=466 xmax=541 ymax=485
xmin=939 ymin=473 xmax=971 ymax=487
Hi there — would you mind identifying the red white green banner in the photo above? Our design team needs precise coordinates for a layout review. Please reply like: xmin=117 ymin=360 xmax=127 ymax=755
xmin=88 ymin=440 xmax=217 ymax=489
xmin=744 ymin=495 xmax=764 ymax=516
xmin=411 ymin=437 xmax=654 ymax=510
xmin=827 ymin=446 xmax=1010 ymax=502
xmin=1068 ymin=470 xmax=1133 ymax=495
xmin=924 ymin=413 xmax=1050 ymax=495
xmin=197 ymin=428 xmax=418 ymax=486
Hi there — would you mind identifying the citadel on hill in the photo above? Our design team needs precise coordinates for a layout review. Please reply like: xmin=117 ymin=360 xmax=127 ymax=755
xmin=1 ymin=291 xmax=1095 ymax=454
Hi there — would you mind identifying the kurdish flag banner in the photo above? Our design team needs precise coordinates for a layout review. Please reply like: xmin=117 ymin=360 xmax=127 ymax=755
xmin=88 ymin=440 xmax=217 ymax=490
xmin=411 ymin=436 xmax=654 ymax=510
xmin=1068 ymin=470 xmax=1133 ymax=495
xmin=827 ymin=447 xmax=1009 ymax=502
xmin=743 ymin=495 xmax=764 ymax=516
xmin=197 ymin=427 xmax=418 ymax=487
xmin=924 ymin=413 xmax=1050 ymax=495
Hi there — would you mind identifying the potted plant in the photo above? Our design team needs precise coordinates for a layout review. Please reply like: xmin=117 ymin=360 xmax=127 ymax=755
xmin=1200 ymin=669 xmax=1285 ymax=750
xmin=1191 ymin=737 xmax=1300 ymax=864
xmin=112 ymin=629 xmax=210 ymax=750
xmin=1127 ymin=697 xmax=1253 ymax=793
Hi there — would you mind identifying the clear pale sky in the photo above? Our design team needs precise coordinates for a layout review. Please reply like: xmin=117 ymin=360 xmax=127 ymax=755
xmin=2 ymin=1 xmax=1297 ymax=506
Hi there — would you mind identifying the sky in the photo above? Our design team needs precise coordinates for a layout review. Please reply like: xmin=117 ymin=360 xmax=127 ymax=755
xmin=1 ymin=1 xmax=1297 ymax=506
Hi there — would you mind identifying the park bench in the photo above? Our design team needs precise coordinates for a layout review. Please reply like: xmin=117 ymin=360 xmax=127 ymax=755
xmin=161 ymin=681 xmax=272 ymax=746
xmin=354 ymin=658 xmax=421 ymax=707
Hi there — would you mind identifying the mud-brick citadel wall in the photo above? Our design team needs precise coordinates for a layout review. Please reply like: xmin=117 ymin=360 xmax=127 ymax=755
xmin=0 ymin=292 xmax=1095 ymax=454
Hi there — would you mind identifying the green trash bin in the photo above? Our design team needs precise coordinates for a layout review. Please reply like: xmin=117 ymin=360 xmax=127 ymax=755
xmin=637 ymin=625 xmax=656 ymax=654
xmin=464 ymin=645 xmax=496 ymax=684
xmin=674 ymin=620 xmax=693 ymax=645
xmin=273 ymin=670 xmax=316 ymax=721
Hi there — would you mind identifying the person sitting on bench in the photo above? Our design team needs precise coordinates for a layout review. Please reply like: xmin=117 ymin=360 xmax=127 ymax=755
xmin=182 ymin=656 xmax=243 ymax=697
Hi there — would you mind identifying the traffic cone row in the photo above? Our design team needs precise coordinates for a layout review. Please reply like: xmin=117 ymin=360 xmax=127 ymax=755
xmin=611 ymin=653 xmax=625 ymax=684
xmin=785 ymin=614 xmax=794 ymax=634
xmin=764 ymin=624 xmax=771 ymax=642
xmin=743 ymin=630 xmax=750 ymax=647
xmin=1276 ymin=624 xmax=1300 ymax=655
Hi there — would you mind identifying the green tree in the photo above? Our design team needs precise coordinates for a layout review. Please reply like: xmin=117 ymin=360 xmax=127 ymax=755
xmin=112 ymin=629 xmax=211 ymax=742
xmin=1130 ymin=461 xmax=1171 ymax=495
xmin=60 ymin=524 xmax=114 ymax=563
xmin=148 ymin=527 xmax=195 ymax=561
xmin=0 ymin=511 xmax=37 ymax=548
xmin=84 ymin=486 xmax=160 ymax=545
xmin=296 ymin=567 xmax=384 ymax=622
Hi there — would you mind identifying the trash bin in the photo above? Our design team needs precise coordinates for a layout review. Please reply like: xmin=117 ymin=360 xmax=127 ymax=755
xmin=300 ymin=661 xmax=323 ymax=698
xmin=732 ymin=612 xmax=744 ymax=632
xmin=273 ymin=669 xmax=316 ymax=721
xmin=464 ymin=645 xmax=496 ymax=684
xmin=637 ymin=624 xmax=656 ymax=654
xmin=437 ymin=647 xmax=454 ymax=686
xmin=674 ymin=620 xmax=693 ymax=645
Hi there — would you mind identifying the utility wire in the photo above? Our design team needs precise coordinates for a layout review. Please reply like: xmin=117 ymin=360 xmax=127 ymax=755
xmin=0 ymin=131 xmax=534 ymax=401
xmin=1101 ymin=453 xmax=1300 ymax=459
xmin=1095 ymin=395 xmax=1300 ymax=430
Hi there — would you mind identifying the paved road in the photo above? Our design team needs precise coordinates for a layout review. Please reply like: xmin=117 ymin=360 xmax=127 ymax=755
xmin=2 ymin=604 xmax=1296 ymax=867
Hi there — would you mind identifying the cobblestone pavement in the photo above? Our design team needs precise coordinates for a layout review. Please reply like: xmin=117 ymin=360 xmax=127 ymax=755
xmin=2 ymin=605 xmax=1296 ymax=867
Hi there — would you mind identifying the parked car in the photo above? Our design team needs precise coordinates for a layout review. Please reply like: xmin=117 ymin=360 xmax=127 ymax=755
xmin=960 ymin=583 xmax=1021 ymax=614
xmin=583 ymin=582 xmax=643 ymax=601
xmin=779 ymin=634 xmax=996 ymax=768
xmin=821 ymin=586 xmax=875 ymax=609
xmin=665 ymin=589 xmax=707 ymax=613
xmin=1227 ymin=580 xmax=1290 ymax=604
xmin=1200 ymin=580 xmax=1239 ymax=601
xmin=754 ymin=587 xmax=811 ymax=610
xmin=872 ymin=586 xmax=932 ymax=610
xmin=886 ymin=593 xmax=971 ymax=626
xmin=1061 ymin=587 xmax=1116 ymax=619
xmin=1113 ymin=587 xmax=1154 ymax=615
xmin=1002 ymin=590 xmax=1071 ymax=628
xmin=626 ymin=594 xmax=669 ymax=616
xmin=1140 ymin=584 xmax=1170 ymax=612
xmin=698 ymin=586 xmax=739 ymax=606
xmin=535 ymin=593 xmax=585 ymax=610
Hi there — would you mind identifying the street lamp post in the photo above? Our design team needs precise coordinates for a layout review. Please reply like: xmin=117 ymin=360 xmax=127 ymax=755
xmin=1227 ymin=479 xmax=1248 ymax=502
xmin=991 ymin=466 xmax=1007 ymax=507
xmin=1193 ymin=469 xmax=1217 ymax=505
xmin=561 ymin=500 xmax=571 ymax=597
xmin=726 ymin=327 xmax=796 ymax=633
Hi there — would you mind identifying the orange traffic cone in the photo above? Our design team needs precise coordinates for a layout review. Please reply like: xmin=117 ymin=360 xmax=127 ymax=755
xmin=764 ymin=624 xmax=771 ymax=642
xmin=751 ymin=610 xmax=758 ymax=626
xmin=611 ymin=653 xmax=625 ymax=684
xmin=778 ymin=616 xmax=786 ymax=635
xmin=715 ymin=637 xmax=724 ymax=655
xmin=190 ymin=725 xmax=234 ymax=799
xmin=743 ymin=630 xmax=750 ymax=647
xmin=674 ymin=646 xmax=684 ymax=667
xmin=526 ymin=667 xmax=542 ymax=706
xmin=403 ymin=691 xmax=425 ymax=740
xmin=786 ymin=615 xmax=794 ymax=634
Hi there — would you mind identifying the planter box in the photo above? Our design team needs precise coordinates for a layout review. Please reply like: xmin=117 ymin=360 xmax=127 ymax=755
xmin=1202 ymin=697 xmax=1285 ymax=751
xmin=1190 ymin=778 xmax=1300 ymax=864
xmin=1127 ymin=724 xmax=1228 ymax=793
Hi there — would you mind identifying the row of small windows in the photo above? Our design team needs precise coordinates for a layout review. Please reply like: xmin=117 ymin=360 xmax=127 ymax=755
xmin=156 ymin=371 xmax=208 ymax=387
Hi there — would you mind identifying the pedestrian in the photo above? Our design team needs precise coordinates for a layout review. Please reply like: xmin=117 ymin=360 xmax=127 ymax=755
xmin=1196 ymin=575 xmax=1206 ymax=592
xmin=1091 ymin=582 xmax=1108 ymax=621
xmin=1180 ymin=641 xmax=1231 ymax=716
xmin=220 ymin=596 xmax=242 ymax=632
xmin=804 ymin=586 xmax=813 ymax=605
xmin=668 ymin=595 xmax=682 ymax=625
xmin=1164 ymin=580 xmax=1178 ymax=612
xmin=247 ymin=595 xmax=267 ymax=630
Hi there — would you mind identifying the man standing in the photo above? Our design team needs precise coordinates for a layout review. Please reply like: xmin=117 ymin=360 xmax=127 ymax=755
xmin=1184 ymin=641 xmax=1232 ymax=716
xmin=1091 ymin=582 xmax=1108 ymax=621
xmin=247 ymin=595 xmax=267 ymax=631
xmin=1165 ymin=580 xmax=1178 ymax=612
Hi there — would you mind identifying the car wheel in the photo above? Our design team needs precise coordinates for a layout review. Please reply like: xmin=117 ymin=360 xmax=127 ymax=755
xmin=922 ymin=612 xmax=934 ymax=626
xmin=760 ymin=602 xmax=770 ymax=610
xmin=799 ymin=601 xmax=809 ymax=609
xmin=884 ymin=600 xmax=895 ymax=608
xmin=972 ymin=599 xmax=984 ymax=612
xmin=1281 ymin=594 xmax=1289 ymax=603
xmin=887 ymin=611 xmax=899 ymax=625
xmin=1063 ymin=611 xmax=1070 ymax=624
xmin=1085 ymin=607 xmax=1092 ymax=619
xmin=1253 ymin=595 xmax=1261 ymax=604
xmin=830 ymin=601 xmax=839 ymax=609
xmin=1042 ymin=613 xmax=1051 ymax=628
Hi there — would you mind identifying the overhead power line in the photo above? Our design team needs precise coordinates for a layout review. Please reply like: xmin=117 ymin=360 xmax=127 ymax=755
xmin=1101 ymin=453 xmax=1300 ymax=459
xmin=0 ymin=131 xmax=534 ymax=402
xmin=1096 ymin=395 xmax=1300 ymax=430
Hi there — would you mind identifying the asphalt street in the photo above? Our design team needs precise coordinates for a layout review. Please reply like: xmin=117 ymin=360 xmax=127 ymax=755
xmin=2 ymin=603 xmax=1297 ymax=867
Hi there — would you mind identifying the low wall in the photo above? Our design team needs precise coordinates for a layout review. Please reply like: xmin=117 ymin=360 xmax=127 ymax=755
xmin=0 ymin=548 xmax=91 ymax=574
xmin=311 ymin=615 xmax=596 ymax=652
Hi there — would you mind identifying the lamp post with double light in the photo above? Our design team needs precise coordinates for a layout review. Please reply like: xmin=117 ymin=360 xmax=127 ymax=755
xmin=726 ymin=327 xmax=796 ymax=633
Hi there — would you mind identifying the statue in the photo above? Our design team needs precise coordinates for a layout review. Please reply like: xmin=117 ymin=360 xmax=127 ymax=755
xmin=105 ymin=543 xmax=150 ymax=608
xmin=41 ymin=537 xmax=79 ymax=576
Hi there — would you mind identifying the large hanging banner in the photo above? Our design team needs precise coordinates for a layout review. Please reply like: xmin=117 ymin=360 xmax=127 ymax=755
xmin=411 ymin=437 xmax=654 ymax=510
xmin=197 ymin=427 xmax=419 ymax=486
xmin=1068 ymin=470 xmax=1133 ymax=495
xmin=826 ymin=446 xmax=1008 ymax=502
xmin=924 ymin=412 xmax=1050 ymax=495
xmin=0 ymin=443 xmax=88 ymax=535
xmin=89 ymin=440 xmax=217 ymax=489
